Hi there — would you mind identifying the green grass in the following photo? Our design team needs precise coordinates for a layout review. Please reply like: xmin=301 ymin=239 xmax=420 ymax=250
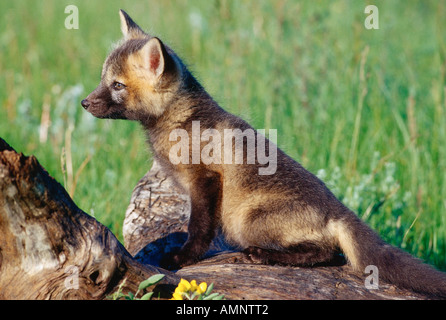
xmin=0 ymin=0 xmax=445 ymax=270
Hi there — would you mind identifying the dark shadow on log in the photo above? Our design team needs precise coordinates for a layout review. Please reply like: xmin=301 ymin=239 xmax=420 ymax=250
xmin=133 ymin=232 xmax=187 ymax=266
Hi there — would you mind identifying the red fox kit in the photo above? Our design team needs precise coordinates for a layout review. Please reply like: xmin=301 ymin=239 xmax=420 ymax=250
xmin=82 ymin=10 xmax=446 ymax=298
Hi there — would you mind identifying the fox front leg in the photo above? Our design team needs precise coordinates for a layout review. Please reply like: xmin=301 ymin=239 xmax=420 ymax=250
xmin=160 ymin=172 xmax=221 ymax=270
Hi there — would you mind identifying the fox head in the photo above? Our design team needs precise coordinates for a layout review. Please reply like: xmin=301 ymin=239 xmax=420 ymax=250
xmin=81 ymin=10 xmax=183 ymax=120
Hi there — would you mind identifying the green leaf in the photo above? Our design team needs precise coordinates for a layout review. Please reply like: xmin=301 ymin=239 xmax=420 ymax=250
xmin=107 ymin=292 xmax=126 ymax=300
xmin=190 ymin=291 xmax=199 ymax=300
xmin=203 ymin=292 xmax=220 ymax=300
xmin=204 ymin=282 xmax=214 ymax=296
xmin=138 ymin=274 xmax=165 ymax=291
xmin=140 ymin=292 xmax=154 ymax=300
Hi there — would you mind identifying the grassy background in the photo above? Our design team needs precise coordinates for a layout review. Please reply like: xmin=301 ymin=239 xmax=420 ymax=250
xmin=0 ymin=0 xmax=445 ymax=270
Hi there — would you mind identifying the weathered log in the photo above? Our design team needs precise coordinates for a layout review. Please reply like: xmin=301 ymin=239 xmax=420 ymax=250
xmin=123 ymin=160 xmax=235 ymax=266
xmin=0 ymin=137 xmax=430 ymax=299
xmin=124 ymin=161 xmax=429 ymax=300
xmin=0 ymin=138 xmax=178 ymax=299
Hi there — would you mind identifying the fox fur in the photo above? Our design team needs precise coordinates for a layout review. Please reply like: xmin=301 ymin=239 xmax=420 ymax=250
xmin=81 ymin=10 xmax=446 ymax=298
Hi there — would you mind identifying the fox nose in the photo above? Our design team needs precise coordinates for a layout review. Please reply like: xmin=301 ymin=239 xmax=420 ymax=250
xmin=81 ymin=99 xmax=90 ymax=109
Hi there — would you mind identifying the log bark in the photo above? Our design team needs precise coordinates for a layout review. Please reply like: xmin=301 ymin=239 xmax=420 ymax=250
xmin=0 ymin=138 xmax=178 ymax=299
xmin=0 ymin=137 xmax=430 ymax=299
xmin=123 ymin=160 xmax=429 ymax=300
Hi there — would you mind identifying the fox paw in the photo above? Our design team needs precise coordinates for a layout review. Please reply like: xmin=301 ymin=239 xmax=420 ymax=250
xmin=242 ymin=246 xmax=268 ymax=264
xmin=160 ymin=251 xmax=196 ymax=270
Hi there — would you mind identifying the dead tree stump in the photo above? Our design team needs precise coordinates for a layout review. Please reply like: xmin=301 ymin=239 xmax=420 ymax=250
xmin=0 ymin=138 xmax=178 ymax=299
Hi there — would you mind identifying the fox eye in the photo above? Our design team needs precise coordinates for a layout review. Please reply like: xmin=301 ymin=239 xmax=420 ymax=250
xmin=112 ymin=82 xmax=126 ymax=90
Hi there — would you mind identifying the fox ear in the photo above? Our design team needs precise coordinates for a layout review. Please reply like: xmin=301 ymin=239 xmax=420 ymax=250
xmin=119 ymin=9 xmax=146 ymax=40
xmin=141 ymin=37 xmax=171 ymax=79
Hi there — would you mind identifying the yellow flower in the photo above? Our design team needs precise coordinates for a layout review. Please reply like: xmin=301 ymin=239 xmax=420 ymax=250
xmin=171 ymin=292 xmax=183 ymax=300
xmin=197 ymin=282 xmax=207 ymax=295
xmin=178 ymin=278 xmax=191 ymax=292
xmin=170 ymin=278 xmax=209 ymax=300
xmin=190 ymin=280 xmax=198 ymax=292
